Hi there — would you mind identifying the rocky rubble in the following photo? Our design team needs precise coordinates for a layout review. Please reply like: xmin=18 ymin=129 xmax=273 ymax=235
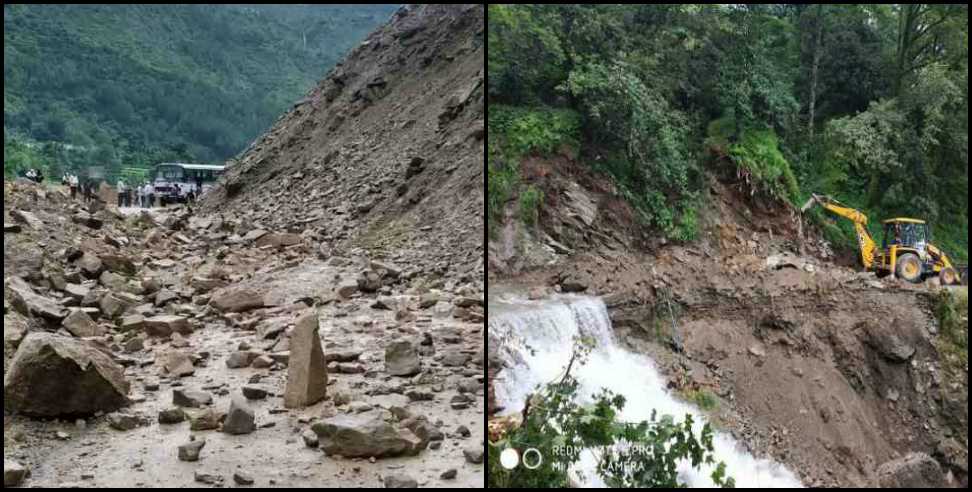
xmin=3 ymin=5 xmax=484 ymax=487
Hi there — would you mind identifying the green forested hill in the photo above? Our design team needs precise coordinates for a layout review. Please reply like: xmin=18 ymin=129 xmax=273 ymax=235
xmin=487 ymin=4 xmax=968 ymax=261
xmin=3 ymin=4 xmax=398 ymax=179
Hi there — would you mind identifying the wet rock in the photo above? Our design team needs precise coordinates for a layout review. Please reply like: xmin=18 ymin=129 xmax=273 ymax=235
xmin=5 ymin=277 xmax=69 ymax=322
xmin=4 ymin=459 xmax=29 ymax=487
xmin=440 ymin=469 xmax=457 ymax=480
xmin=3 ymin=223 xmax=21 ymax=233
xmin=242 ymin=385 xmax=269 ymax=400
xmin=384 ymin=474 xmax=418 ymax=488
xmin=302 ymin=429 xmax=319 ymax=448
xmin=173 ymin=388 xmax=213 ymax=408
xmin=194 ymin=471 xmax=221 ymax=485
xmin=284 ymin=311 xmax=328 ymax=408
xmin=187 ymin=408 xmax=220 ymax=431
xmin=99 ymin=293 xmax=133 ymax=319
xmin=337 ymin=280 xmax=359 ymax=299
xmin=190 ymin=276 xmax=227 ymax=293
xmin=63 ymin=283 xmax=91 ymax=303
xmin=144 ymin=315 xmax=192 ymax=337
xmin=62 ymin=309 xmax=105 ymax=338
xmin=876 ymin=453 xmax=943 ymax=488
xmin=178 ymin=438 xmax=206 ymax=462
xmin=226 ymin=351 xmax=260 ymax=369
xmin=211 ymin=287 xmax=265 ymax=313
xmin=463 ymin=445 xmax=484 ymax=464
xmin=385 ymin=340 xmax=421 ymax=376
xmin=99 ymin=254 xmax=135 ymax=275
xmin=251 ymin=354 xmax=274 ymax=369
xmin=3 ymin=332 xmax=130 ymax=417
xmin=357 ymin=271 xmax=382 ymax=293
xmin=311 ymin=411 xmax=423 ymax=458
xmin=233 ymin=472 xmax=254 ymax=486
xmin=119 ymin=315 xmax=145 ymax=332
xmin=441 ymin=352 xmax=470 ymax=367
xmin=108 ymin=412 xmax=147 ymax=431
xmin=223 ymin=396 xmax=256 ymax=435
xmin=161 ymin=350 xmax=196 ymax=377
xmin=453 ymin=296 xmax=483 ymax=308
xmin=158 ymin=407 xmax=186 ymax=424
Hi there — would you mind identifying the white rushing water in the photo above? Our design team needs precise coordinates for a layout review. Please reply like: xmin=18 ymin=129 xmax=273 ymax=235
xmin=489 ymin=294 xmax=803 ymax=488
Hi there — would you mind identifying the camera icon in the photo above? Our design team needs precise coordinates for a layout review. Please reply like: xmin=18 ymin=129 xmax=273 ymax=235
xmin=499 ymin=447 xmax=543 ymax=470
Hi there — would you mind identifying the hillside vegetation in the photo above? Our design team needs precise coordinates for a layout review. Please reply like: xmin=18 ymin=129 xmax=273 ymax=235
xmin=487 ymin=4 xmax=968 ymax=261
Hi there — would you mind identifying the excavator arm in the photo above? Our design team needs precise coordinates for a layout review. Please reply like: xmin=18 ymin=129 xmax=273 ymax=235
xmin=801 ymin=194 xmax=877 ymax=269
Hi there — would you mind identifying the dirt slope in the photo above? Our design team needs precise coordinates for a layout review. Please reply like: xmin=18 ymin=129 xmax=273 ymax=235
xmin=487 ymin=155 xmax=968 ymax=487
xmin=202 ymin=4 xmax=485 ymax=281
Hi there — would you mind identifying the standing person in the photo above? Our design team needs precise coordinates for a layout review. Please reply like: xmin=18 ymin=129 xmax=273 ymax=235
xmin=146 ymin=182 xmax=155 ymax=208
xmin=117 ymin=179 xmax=127 ymax=208
xmin=138 ymin=183 xmax=146 ymax=208
xmin=70 ymin=174 xmax=79 ymax=200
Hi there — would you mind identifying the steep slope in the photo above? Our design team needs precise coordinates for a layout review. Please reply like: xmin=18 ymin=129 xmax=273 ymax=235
xmin=488 ymin=156 xmax=968 ymax=487
xmin=202 ymin=4 xmax=484 ymax=281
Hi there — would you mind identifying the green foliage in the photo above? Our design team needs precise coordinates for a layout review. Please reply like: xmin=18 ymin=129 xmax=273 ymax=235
xmin=519 ymin=186 xmax=544 ymax=226
xmin=487 ymin=145 xmax=518 ymax=237
xmin=564 ymin=61 xmax=700 ymax=241
xmin=487 ymin=5 xmax=567 ymax=105
xmin=487 ymin=340 xmax=734 ymax=488
xmin=729 ymin=129 xmax=801 ymax=204
xmin=934 ymin=288 xmax=969 ymax=380
xmin=489 ymin=105 xmax=581 ymax=158
xmin=685 ymin=389 xmax=719 ymax=412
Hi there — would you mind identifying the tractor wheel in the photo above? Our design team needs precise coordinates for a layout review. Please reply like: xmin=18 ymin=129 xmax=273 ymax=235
xmin=895 ymin=253 xmax=923 ymax=284
xmin=940 ymin=267 xmax=959 ymax=286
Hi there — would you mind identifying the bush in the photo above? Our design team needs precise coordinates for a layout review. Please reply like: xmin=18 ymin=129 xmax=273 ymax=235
xmin=489 ymin=105 xmax=581 ymax=158
xmin=564 ymin=61 xmax=700 ymax=241
xmin=488 ymin=340 xmax=734 ymax=488
xmin=519 ymin=185 xmax=544 ymax=226
xmin=728 ymin=129 xmax=800 ymax=205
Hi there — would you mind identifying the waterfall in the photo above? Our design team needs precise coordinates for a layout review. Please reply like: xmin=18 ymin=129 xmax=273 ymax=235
xmin=489 ymin=294 xmax=803 ymax=488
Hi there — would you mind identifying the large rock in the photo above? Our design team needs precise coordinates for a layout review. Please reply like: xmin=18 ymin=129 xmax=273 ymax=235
xmin=311 ymin=411 xmax=424 ymax=458
xmin=11 ymin=209 xmax=44 ymax=230
xmin=5 ymin=277 xmax=69 ymax=322
xmin=876 ymin=453 xmax=944 ymax=488
xmin=62 ymin=309 xmax=105 ymax=338
xmin=144 ymin=315 xmax=192 ymax=337
xmin=173 ymin=388 xmax=213 ymax=408
xmin=222 ymin=396 xmax=256 ymax=435
xmin=385 ymin=340 xmax=421 ymax=376
xmin=226 ymin=350 xmax=260 ymax=369
xmin=284 ymin=311 xmax=328 ymax=408
xmin=3 ymin=332 xmax=130 ymax=417
xmin=4 ymin=459 xmax=29 ymax=487
xmin=255 ymin=232 xmax=301 ymax=249
xmin=161 ymin=350 xmax=195 ymax=377
xmin=211 ymin=287 xmax=265 ymax=313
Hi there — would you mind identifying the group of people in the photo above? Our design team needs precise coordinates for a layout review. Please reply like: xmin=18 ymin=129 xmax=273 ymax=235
xmin=24 ymin=168 xmax=45 ymax=183
xmin=116 ymin=180 xmax=158 ymax=209
xmin=66 ymin=174 xmax=98 ymax=204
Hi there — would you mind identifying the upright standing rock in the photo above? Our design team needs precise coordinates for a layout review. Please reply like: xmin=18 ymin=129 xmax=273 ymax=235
xmin=284 ymin=310 xmax=327 ymax=408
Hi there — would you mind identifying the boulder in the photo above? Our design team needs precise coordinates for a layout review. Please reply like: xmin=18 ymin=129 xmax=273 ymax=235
xmin=4 ymin=459 xmax=29 ymax=487
xmin=284 ymin=311 xmax=328 ymax=408
xmin=173 ymin=388 xmax=213 ymax=408
xmin=876 ymin=453 xmax=943 ymax=488
xmin=226 ymin=351 xmax=260 ymax=369
xmin=161 ymin=350 xmax=195 ymax=377
xmin=5 ymin=277 xmax=69 ymax=322
xmin=144 ymin=315 xmax=191 ymax=337
xmin=211 ymin=287 xmax=265 ymax=313
xmin=385 ymin=340 xmax=421 ymax=377
xmin=3 ymin=332 xmax=130 ymax=417
xmin=311 ymin=411 xmax=424 ymax=458
xmin=178 ymin=438 xmax=206 ymax=462
xmin=222 ymin=396 xmax=256 ymax=435
xmin=62 ymin=309 xmax=105 ymax=338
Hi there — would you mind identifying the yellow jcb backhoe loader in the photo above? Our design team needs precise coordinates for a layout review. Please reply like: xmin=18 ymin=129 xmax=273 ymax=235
xmin=801 ymin=194 xmax=967 ymax=285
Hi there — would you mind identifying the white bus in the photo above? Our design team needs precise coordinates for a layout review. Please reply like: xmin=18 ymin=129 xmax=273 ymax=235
xmin=153 ymin=162 xmax=225 ymax=205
